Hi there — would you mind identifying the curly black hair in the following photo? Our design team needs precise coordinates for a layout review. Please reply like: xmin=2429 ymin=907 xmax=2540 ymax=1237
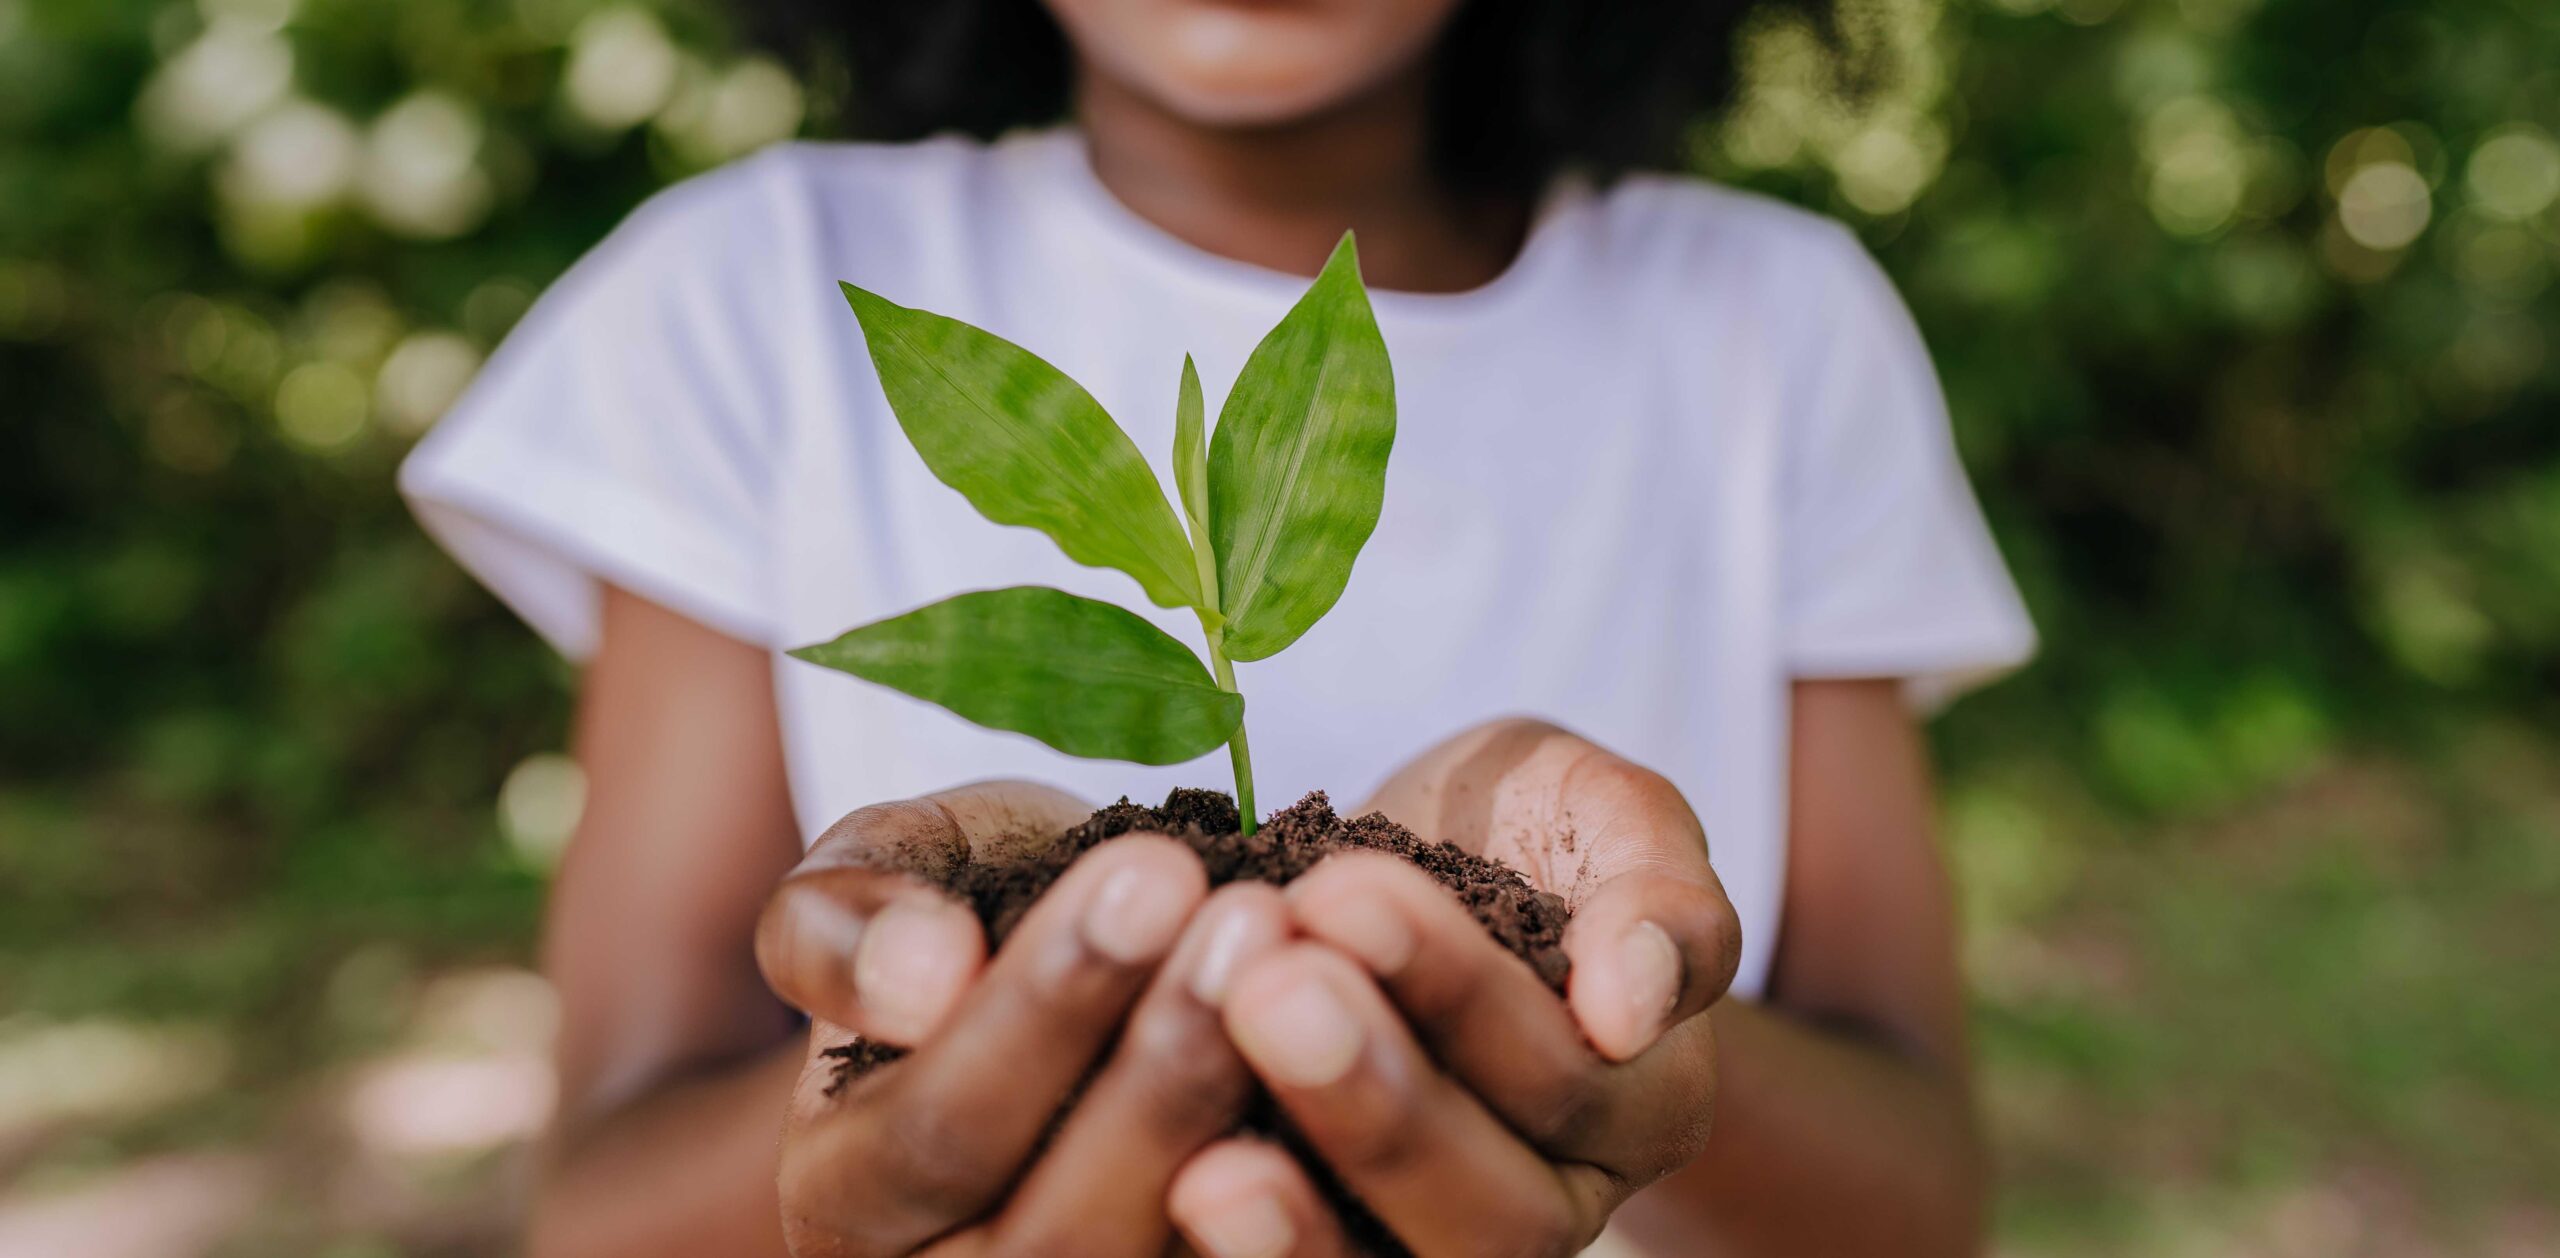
xmin=742 ymin=0 xmax=1819 ymax=196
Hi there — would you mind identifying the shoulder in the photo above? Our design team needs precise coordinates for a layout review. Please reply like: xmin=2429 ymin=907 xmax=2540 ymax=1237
xmin=1567 ymin=172 xmax=1898 ymax=334
xmin=1567 ymin=172 xmax=1920 ymax=370
xmin=1578 ymin=173 xmax=1871 ymax=277
xmin=514 ymin=131 xmax=1054 ymax=360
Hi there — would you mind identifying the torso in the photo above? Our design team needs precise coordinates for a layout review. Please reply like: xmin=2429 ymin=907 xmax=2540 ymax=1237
xmin=746 ymin=130 xmax=1843 ymax=997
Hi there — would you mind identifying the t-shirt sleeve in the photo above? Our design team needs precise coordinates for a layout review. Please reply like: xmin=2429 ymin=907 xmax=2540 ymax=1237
xmin=1777 ymin=224 xmax=2036 ymax=708
xmin=398 ymin=152 xmax=799 ymax=658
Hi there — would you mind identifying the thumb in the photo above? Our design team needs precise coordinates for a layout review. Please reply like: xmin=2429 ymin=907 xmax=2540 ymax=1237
xmin=1562 ymin=864 xmax=1741 ymax=1061
xmin=1552 ymin=760 xmax=1741 ymax=1062
xmin=756 ymin=864 xmax=985 ymax=1047
xmin=756 ymin=796 xmax=995 ymax=1046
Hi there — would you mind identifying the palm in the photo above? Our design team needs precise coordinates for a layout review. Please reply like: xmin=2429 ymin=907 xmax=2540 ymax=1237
xmin=1358 ymin=718 xmax=1707 ymax=907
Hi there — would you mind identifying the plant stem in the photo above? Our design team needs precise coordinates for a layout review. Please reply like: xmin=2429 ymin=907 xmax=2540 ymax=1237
xmin=1203 ymin=629 xmax=1256 ymax=835
xmin=1182 ymin=479 xmax=1255 ymax=835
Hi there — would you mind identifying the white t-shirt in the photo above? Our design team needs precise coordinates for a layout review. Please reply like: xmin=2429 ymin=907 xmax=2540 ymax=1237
xmin=401 ymin=129 xmax=2034 ymax=999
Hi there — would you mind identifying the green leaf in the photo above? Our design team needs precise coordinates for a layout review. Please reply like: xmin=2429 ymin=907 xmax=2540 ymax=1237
xmin=841 ymin=284 xmax=1202 ymax=610
xmin=1174 ymin=354 xmax=1209 ymax=536
xmin=1207 ymin=233 xmax=1397 ymax=661
xmin=788 ymin=586 xmax=1243 ymax=766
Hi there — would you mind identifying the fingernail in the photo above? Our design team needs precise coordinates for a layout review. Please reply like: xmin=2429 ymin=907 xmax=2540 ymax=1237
xmin=1189 ymin=1192 xmax=1295 ymax=1258
xmin=854 ymin=898 xmax=971 ymax=1039
xmin=1231 ymin=972 xmax=1363 ymax=1089
xmin=1084 ymin=861 xmax=1193 ymax=964
xmin=1620 ymin=920 xmax=1683 ymax=1040
xmin=1187 ymin=902 xmax=1264 ymax=1006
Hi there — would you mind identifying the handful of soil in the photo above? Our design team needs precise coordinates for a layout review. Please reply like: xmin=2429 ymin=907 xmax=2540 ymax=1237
xmin=821 ymin=788 xmax=1574 ymax=1253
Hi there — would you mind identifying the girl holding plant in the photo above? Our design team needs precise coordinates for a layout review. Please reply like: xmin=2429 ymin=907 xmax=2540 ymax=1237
xmin=402 ymin=0 xmax=2035 ymax=1253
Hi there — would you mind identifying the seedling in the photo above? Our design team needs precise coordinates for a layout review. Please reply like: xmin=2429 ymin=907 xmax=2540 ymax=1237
xmin=791 ymin=234 xmax=1394 ymax=835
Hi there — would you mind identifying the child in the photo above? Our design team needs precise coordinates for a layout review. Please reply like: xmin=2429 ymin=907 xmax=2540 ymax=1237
xmin=402 ymin=0 xmax=2034 ymax=1253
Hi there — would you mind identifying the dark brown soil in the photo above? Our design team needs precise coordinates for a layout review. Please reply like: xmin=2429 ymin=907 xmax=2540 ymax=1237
xmin=818 ymin=789 xmax=1572 ymax=1254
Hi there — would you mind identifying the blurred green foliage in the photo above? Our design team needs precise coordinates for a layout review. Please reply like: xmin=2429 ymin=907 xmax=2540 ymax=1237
xmin=1 ymin=0 xmax=2555 ymax=1251
xmin=1701 ymin=0 xmax=2560 ymax=815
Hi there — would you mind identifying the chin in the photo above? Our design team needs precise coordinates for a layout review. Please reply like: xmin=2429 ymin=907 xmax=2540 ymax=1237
xmin=1055 ymin=0 xmax=1454 ymax=129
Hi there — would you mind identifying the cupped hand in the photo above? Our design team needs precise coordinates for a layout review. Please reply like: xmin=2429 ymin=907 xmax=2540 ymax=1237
xmin=755 ymin=781 xmax=1289 ymax=1257
xmin=1168 ymin=721 xmax=1743 ymax=1258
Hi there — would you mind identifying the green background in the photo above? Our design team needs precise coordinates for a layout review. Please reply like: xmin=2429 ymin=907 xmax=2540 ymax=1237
xmin=3 ymin=0 xmax=2554 ymax=1252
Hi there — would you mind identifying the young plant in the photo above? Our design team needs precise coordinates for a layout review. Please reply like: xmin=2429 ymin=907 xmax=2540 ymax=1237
xmin=790 ymin=234 xmax=1394 ymax=835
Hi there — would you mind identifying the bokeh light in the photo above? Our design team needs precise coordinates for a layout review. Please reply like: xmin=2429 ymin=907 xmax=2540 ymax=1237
xmin=376 ymin=331 xmax=483 ymax=435
xmin=361 ymin=91 xmax=494 ymax=239
xmin=135 ymin=18 xmax=292 ymax=153
xmin=2465 ymin=125 xmax=2560 ymax=222
xmin=273 ymin=360 xmax=370 ymax=451
xmin=500 ymin=753 xmax=586 ymax=869
xmin=565 ymin=6 xmax=681 ymax=131
xmin=658 ymin=54 xmax=806 ymax=164
xmin=2336 ymin=160 xmax=2432 ymax=251
xmin=0 ymin=1019 xmax=231 ymax=1137
xmin=343 ymin=1052 xmax=555 ymax=1157
xmin=2142 ymin=95 xmax=2249 ymax=237
xmin=219 ymin=98 xmax=359 ymax=211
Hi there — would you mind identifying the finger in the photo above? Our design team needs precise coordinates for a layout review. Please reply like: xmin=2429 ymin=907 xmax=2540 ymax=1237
xmin=759 ymin=862 xmax=986 ymax=1046
xmin=1221 ymin=945 xmax=1611 ymax=1258
xmin=759 ymin=796 xmax=988 ymax=1044
xmin=1286 ymin=853 xmax=1715 ymax=1180
xmin=782 ymin=835 xmax=1208 ymax=1255
xmin=1169 ymin=1138 xmax=1357 ymax=1258
xmin=1358 ymin=726 xmax=1741 ymax=1061
xmin=986 ymin=884 xmax=1291 ymax=1254
xmin=759 ymin=785 xmax=1097 ymax=1045
xmin=1561 ymin=858 xmax=1740 ymax=1062
xmin=1524 ymin=751 xmax=1743 ymax=1061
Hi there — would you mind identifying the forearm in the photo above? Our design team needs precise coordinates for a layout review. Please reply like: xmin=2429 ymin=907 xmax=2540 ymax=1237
xmin=529 ymin=1041 xmax=802 ymax=1258
xmin=1611 ymin=999 xmax=1986 ymax=1257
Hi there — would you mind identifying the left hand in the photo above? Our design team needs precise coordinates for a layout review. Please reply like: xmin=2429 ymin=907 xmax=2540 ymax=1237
xmin=1166 ymin=719 xmax=1743 ymax=1258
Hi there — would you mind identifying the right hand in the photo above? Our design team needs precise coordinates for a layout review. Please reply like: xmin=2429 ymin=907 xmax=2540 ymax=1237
xmin=754 ymin=780 xmax=1288 ymax=1257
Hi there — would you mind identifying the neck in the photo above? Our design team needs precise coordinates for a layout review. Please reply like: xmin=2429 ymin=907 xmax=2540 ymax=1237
xmin=1074 ymin=69 xmax=1530 ymax=294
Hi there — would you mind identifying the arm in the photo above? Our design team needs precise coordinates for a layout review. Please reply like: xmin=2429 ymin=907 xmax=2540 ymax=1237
xmin=1611 ymin=678 xmax=1985 ymax=1256
xmin=528 ymin=586 xmax=807 ymax=1258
